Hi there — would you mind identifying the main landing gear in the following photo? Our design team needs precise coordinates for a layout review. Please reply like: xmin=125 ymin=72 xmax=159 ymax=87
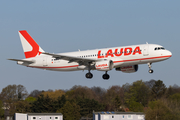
xmin=85 ymin=71 xmax=110 ymax=80
xmin=86 ymin=63 xmax=93 ymax=79
xmin=102 ymin=71 xmax=110 ymax=80
xmin=148 ymin=63 xmax=153 ymax=73
xmin=85 ymin=62 xmax=110 ymax=80
xmin=86 ymin=72 xmax=93 ymax=79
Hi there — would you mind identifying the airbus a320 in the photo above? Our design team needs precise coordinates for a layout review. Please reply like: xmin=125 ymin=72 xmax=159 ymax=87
xmin=9 ymin=30 xmax=172 ymax=80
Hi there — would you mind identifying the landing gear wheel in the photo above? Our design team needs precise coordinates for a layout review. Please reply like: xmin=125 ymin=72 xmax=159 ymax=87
xmin=147 ymin=63 xmax=154 ymax=74
xmin=86 ymin=72 xmax=93 ymax=79
xmin=102 ymin=74 xmax=110 ymax=80
xmin=149 ymin=69 xmax=153 ymax=73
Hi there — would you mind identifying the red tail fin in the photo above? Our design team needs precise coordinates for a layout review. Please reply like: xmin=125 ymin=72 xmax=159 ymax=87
xmin=19 ymin=30 xmax=44 ymax=58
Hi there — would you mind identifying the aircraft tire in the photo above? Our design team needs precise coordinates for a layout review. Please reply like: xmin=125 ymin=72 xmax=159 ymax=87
xmin=86 ymin=72 xmax=93 ymax=79
xmin=102 ymin=74 xmax=110 ymax=80
xmin=149 ymin=69 xmax=154 ymax=73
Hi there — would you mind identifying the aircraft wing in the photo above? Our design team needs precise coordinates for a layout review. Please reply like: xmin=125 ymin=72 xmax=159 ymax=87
xmin=8 ymin=59 xmax=35 ymax=64
xmin=43 ymin=52 xmax=101 ymax=65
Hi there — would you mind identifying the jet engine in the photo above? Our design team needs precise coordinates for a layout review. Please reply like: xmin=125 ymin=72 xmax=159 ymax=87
xmin=95 ymin=60 xmax=114 ymax=71
xmin=115 ymin=65 xmax=138 ymax=73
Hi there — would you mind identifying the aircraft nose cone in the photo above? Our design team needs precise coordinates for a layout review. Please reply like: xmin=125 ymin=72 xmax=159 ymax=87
xmin=167 ymin=50 xmax=172 ymax=57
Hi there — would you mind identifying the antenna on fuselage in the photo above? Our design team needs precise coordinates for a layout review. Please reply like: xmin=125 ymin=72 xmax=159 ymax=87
xmin=146 ymin=42 xmax=148 ymax=44
xmin=78 ymin=49 xmax=80 ymax=51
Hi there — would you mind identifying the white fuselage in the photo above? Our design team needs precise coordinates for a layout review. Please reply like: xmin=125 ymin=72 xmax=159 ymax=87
xmin=20 ymin=44 xmax=172 ymax=71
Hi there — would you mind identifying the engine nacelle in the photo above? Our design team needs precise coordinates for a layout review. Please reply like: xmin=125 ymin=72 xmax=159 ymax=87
xmin=116 ymin=65 xmax=138 ymax=73
xmin=95 ymin=60 xmax=114 ymax=71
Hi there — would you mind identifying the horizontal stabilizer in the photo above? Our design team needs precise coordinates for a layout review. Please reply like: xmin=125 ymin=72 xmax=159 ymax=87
xmin=8 ymin=59 xmax=35 ymax=64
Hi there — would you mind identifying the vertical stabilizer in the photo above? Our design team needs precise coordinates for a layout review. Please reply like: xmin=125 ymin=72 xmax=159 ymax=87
xmin=19 ymin=30 xmax=44 ymax=58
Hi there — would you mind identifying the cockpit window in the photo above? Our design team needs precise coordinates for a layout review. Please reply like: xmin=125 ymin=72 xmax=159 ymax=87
xmin=161 ymin=47 xmax=165 ymax=50
xmin=154 ymin=47 xmax=165 ymax=50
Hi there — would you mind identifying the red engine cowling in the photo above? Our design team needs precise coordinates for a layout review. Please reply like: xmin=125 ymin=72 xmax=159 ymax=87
xmin=95 ymin=60 xmax=114 ymax=71
xmin=115 ymin=65 xmax=138 ymax=73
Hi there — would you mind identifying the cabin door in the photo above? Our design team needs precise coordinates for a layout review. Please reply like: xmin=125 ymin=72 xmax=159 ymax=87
xmin=143 ymin=45 xmax=149 ymax=56
xmin=43 ymin=57 xmax=48 ymax=66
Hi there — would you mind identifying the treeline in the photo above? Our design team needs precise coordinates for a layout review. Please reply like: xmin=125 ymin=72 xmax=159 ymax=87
xmin=0 ymin=80 xmax=180 ymax=120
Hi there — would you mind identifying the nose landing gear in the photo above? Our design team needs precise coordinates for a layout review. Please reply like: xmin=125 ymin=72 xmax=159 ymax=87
xmin=148 ymin=63 xmax=153 ymax=73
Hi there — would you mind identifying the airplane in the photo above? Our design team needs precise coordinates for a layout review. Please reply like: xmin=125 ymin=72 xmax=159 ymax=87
xmin=8 ymin=30 xmax=172 ymax=80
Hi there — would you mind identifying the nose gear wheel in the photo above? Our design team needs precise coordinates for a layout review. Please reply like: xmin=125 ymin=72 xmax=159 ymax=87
xmin=147 ymin=63 xmax=154 ymax=73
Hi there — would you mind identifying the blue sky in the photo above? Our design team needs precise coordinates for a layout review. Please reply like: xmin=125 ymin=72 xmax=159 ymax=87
xmin=0 ymin=1 xmax=179 ymax=93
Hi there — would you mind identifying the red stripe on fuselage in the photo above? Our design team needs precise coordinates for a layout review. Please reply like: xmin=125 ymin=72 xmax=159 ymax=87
xmin=29 ymin=55 xmax=171 ymax=69
xmin=113 ymin=55 xmax=171 ymax=63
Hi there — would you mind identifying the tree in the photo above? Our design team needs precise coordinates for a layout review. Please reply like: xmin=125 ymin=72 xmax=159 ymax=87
xmin=30 ymin=94 xmax=54 ymax=113
xmin=125 ymin=80 xmax=150 ymax=108
xmin=29 ymin=90 xmax=42 ymax=98
xmin=0 ymin=84 xmax=28 ymax=101
xmin=128 ymin=101 xmax=143 ymax=112
xmin=25 ymin=97 xmax=36 ymax=103
xmin=57 ymin=101 xmax=81 ymax=120
xmin=151 ymin=80 xmax=166 ymax=100
xmin=144 ymin=79 xmax=156 ymax=88
xmin=0 ymin=100 xmax=4 ymax=118
xmin=30 ymin=94 xmax=66 ymax=113
xmin=53 ymin=95 xmax=66 ymax=111
xmin=103 ymin=85 xmax=124 ymax=111
xmin=17 ymin=85 xmax=28 ymax=100
xmin=169 ymin=93 xmax=180 ymax=102
xmin=15 ymin=100 xmax=32 ymax=113
xmin=77 ymin=98 xmax=104 ymax=117
xmin=91 ymin=86 xmax=106 ymax=102
xmin=14 ymin=97 xmax=37 ymax=113
xmin=145 ymin=100 xmax=178 ymax=120
xmin=0 ymin=84 xmax=28 ymax=116
xmin=41 ymin=89 xmax=65 ymax=100
xmin=66 ymin=86 xmax=95 ymax=100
